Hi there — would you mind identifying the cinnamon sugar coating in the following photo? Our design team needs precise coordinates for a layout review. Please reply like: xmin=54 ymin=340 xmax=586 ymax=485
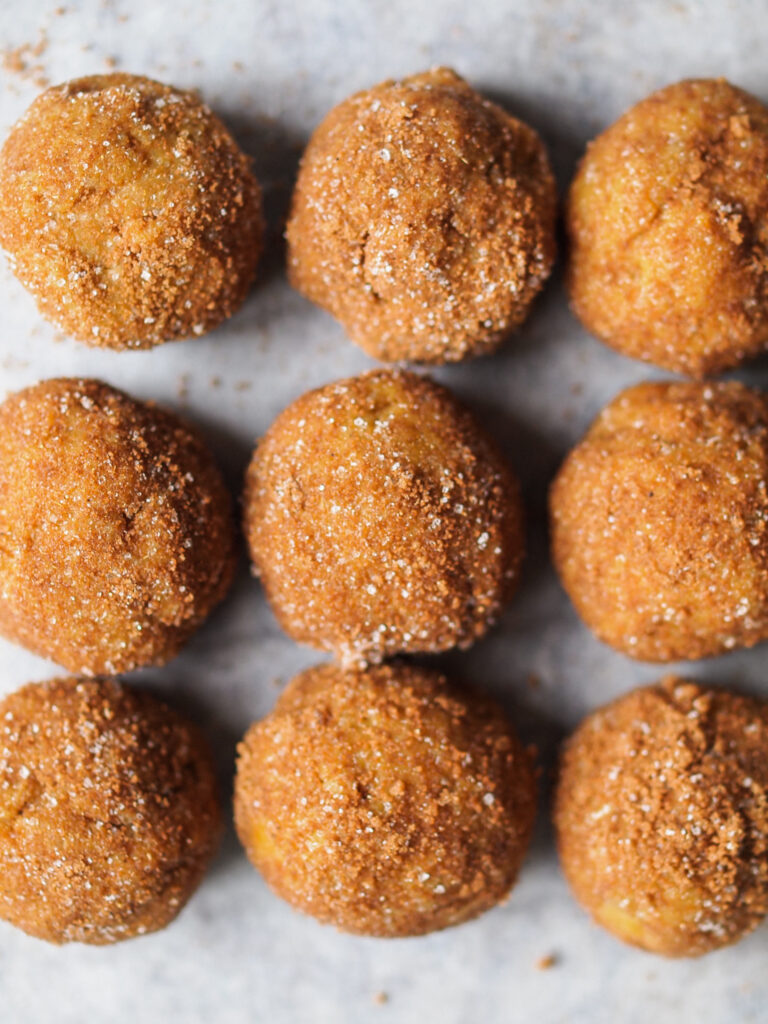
xmin=0 ymin=378 xmax=236 ymax=674
xmin=234 ymin=662 xmax=536 ymax=937
xmin=0 ymin=677 xmax=221 ymax=945
xmin=555 ymin=678 xmax=768 ymax=957
xmin=287 ymin=67 xmax=556 ymax=364
xmin=568 ymin=79 xmax=768 ymax=376
xmin=550 ymin=380 xmax=768 ymax=661
xmin=243 ymin=368 xmax=525 ymax=665
xmin=0 ymin=73 xmax=263 ymax=349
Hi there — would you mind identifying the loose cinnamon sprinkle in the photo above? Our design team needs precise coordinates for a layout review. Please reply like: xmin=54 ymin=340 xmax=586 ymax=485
xmin=234 ymin=662 xmax=537 ymax=937
xmin=555 ymin=677 xmax=768 ymax=957
xmin=286 ymin=66 xmax=556 ymax=364
xmin=244 ymin=368 xmax=525 ymax=666
xmin=535 ymin=954 xmax=557 ymax=970
xmin=373 ymin=992 xmax=389 ymax=1006
xmin=0 ymin=73 xmax=263 ymax=350
xmin=1 ymin=32 xmax=49 ymax=89
xmin=551 ymin=380 xmax=768 ymax=662
xmin=0 ymin=378 xmax=236 ymax=675
xmin=0 ymin=677 xmax=221 ymax=945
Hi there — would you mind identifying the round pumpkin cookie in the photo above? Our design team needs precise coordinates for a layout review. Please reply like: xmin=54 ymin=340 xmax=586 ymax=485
xmin=550 ymin=380 xmax=768 ymax=661
xmin=287 ymin=67 xmax=556 ymax=363
xmin=244 ymin=368 xmax=525 ymax=665
xmin=0 ymin=73 xmax=263 ymax=349
xmin=0 ymin=676 xmax=221 ymax=944
xmin=234 ymin=661 xmax=537 ymax=937
xmin=567 ymin=78 xmax=768 ymax=376
xmin=555 ymin=677 xmax=768 ymax=957
xmin=0 ymin=377 xmax=236 ymax=674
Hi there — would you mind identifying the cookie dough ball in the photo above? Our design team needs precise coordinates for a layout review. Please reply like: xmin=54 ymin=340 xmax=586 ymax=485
xmin=0 ymin=677 xmax=221 ymax=944
xmin=287 ymin=67 xmax=556 ymax=363
xmin=0 ymin=73 xmax=263 ymax=349
xmin=244 ymin=368 xmax=525 ymax=664
xmin=555 ymin=678 xmax=768 ymax=957
xmin=235 ymin=662 xmax=536 ymax=936
xmin=550 ymin=380 xmax=768 ymax=661
xmin=568 ymin=78 xmax=768 ymax=376
xmin=0 ymin=378 xmax=236 ymax=674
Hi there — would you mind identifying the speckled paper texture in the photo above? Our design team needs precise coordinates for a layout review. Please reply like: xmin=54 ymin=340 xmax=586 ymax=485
xmin=0 ymin=2 xmax=767 ymax=1022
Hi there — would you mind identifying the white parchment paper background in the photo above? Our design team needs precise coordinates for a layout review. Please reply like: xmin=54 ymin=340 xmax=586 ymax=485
xmin=0 ymin=1 xmax=766 ymax=1021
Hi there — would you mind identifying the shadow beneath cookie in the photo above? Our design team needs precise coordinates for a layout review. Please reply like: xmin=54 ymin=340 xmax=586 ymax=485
xmin=479 ymin=86 xmax=586 ymax=194
xmin=408 ymin=651 xmax=567 ymax=859
xmin=459 ymin=388 xmax=563 ymax=494
xmin=215 ymin=109 xmax=307 ymax=292
xmin=478 ymin=86 xmax=585 ymax=350
xmin=730 ymin=352 xmax=768 ymax=392
xmin=437 ymin=386 xmax=563 ymax=599
xmin=165 ymin=404 xmax=254 ymax=499
xmin=424 ymin=651 xmax=567 ymax=759
xmin=131 ymin=668 xmax=246 ymax=878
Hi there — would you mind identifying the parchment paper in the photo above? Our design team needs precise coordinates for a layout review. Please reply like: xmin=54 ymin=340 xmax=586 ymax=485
xmin=1 ymin=2 xmax=767 ymax=1021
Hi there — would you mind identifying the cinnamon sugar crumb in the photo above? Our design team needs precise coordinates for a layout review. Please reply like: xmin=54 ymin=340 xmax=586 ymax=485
xmin=2 ymin=32 xmax=49 ymax=88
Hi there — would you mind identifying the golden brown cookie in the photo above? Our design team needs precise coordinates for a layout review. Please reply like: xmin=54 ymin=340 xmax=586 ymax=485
xmin=555 ymin=678 xmax=768 ymax=956
xmin=287 ymin=67 xmax=556 ymax=363
xmin=568 ymin=78 xmax=768 ymax=376
xmin=235 ymin=662 xmax=536 ymax=936
xmin=0 ymin=676 xmax=221 ymax=944
xmin=244 ymin=368 xmax=525 ymax=665
xmin=0 ymin=378 xmax=236 ymax=674
xmin=550 ymin=380 xmax=768 ymax=661
xmin=0 ymin=73 xmax=263 ymax=348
